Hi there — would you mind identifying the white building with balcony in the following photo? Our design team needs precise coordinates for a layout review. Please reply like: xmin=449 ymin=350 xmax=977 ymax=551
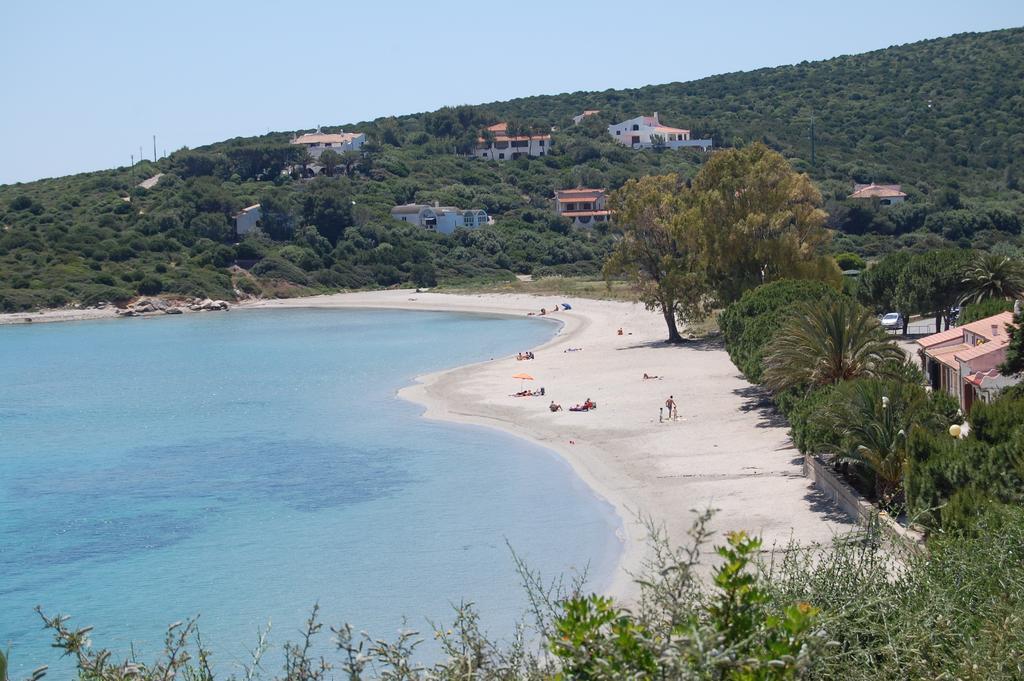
xmin=474 ymin=122 xmax=551 ymax=160
xmin=608 ymin=113 xmax=712 ymax=150
xmin=554 ymin=188 xmax=611 ymax=227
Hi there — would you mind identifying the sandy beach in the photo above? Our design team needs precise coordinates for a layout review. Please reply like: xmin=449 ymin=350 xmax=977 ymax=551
xmin=245 ymin=290 xmax=853 ymax=601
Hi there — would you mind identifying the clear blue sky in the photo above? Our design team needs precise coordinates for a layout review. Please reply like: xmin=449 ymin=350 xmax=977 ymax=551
xmin=1 ymin=0 xmax=1022 ymax=185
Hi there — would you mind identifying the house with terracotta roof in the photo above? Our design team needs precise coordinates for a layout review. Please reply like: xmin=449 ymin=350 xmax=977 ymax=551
xmin=554 ymin=188 xmax=611 ymax=227
xmin=291 ymin=129 xmax=365 ymax=159
xmin=608 ymin=113 xmax=712 ymax=151
xmin=572 ymin=110 xmax=601 ymax=125
xmin=916 ymin=311 xmax=1019 ymax=412
xmin=848 ymin=183 xmax=907 ymax=206
xmin=390 ymin=203 xmax=489 ymax=235
xmin=474 ymin=122 xmax=551 ymax=161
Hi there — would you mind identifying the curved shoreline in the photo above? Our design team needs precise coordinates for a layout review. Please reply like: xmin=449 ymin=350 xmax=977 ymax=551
xmin=242 ymin=290 xmax=854 ymax=603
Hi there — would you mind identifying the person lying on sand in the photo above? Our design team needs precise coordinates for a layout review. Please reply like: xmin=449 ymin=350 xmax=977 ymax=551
xmin=549 ymin=401 xmax=562 ymax=412
xmin=569 ymin=398 xmax=597 ymax=412
xmin=512 ymin=388 xmax=545 ymax=397
xmin=563 ymin=347 xmax=583 ymax=353
xmin=643 ymin=373 xmax=662 ymax=380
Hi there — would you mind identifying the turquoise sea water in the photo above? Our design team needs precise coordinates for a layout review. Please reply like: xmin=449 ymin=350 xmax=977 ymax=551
xmin=0 ymin=308 xmax=621 ymax=675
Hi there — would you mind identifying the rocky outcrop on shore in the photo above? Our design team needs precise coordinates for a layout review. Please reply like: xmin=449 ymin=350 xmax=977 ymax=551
xmin=114 ymin=297 xmax=230 ymax=317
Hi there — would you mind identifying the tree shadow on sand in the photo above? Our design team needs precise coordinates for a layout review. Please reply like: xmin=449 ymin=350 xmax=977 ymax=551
xmin=614 ymin=336 xmax=725 ymax=352
xmin=803 ymin=487 xmax=857 ymax=526
xmin=733 ymin=384 xmax=788 ymax=428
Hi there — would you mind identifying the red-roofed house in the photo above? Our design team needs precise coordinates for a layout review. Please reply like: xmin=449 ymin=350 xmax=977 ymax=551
xmin=474 ymin=122 xmax=551 ymax=160
xmin=916 ymin=311 xmax=1019 ymax=412
xmin=554 ymin=188 xmax=611 ymax=227
xmin=608 ymin=113 xmax=712 ymax=151
xmin=848 ymin=183 xmax=907 ymax=206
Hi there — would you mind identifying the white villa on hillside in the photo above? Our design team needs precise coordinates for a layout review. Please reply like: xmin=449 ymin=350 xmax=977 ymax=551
xmin=391 ymin=203 xmax=490 ymax=235
xmin=554 ymin=188 xmax=611 ymax=227
xmin=608 ymin=113 xmax=712 ymax=150
xmin=474 ymin=122 xmax=551 ymax=160
xmin=233 ymin=204 xmax=262 ymax=236
xmin=291 ymin=129 xmax=365 ymax=159
xmin=848 ymin=183 xmax=907 ymax=206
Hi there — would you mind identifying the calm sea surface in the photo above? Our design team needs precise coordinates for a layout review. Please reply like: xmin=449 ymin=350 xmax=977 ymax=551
xmin=0 ymin=308 xmax=621 ymax=675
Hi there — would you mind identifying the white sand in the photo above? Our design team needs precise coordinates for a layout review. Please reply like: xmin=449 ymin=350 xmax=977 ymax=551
xmin=245 ymin=290 xmax=853 ymax=601
xmin=0 ymin=307 xmax=120 ymax=325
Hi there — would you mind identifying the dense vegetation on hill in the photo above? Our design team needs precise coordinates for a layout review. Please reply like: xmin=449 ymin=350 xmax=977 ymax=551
xmin=2 ymin=27 xmax=1023 ymax=312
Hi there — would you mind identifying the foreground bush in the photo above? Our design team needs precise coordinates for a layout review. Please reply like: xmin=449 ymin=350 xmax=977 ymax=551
xmin=17 ymin=506 xmax=1024 ymax=679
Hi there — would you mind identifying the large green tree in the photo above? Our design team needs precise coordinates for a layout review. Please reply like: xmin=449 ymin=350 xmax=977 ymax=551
xmin=689 ymin=143 xmax=840 ymax=303
xmin=896 ymin=249 xmax=973 ymax=332
xmin=1001 ymin=307 xmax=1024 ymax=377
xmin=857 ymin=250 xmax=912 ymax=333
xmin=604 ymin=175 xmax=710 ymax=343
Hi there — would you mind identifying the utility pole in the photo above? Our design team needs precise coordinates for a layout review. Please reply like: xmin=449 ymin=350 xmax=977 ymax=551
xmin=153 ymin=135 xmax=157 ymax=162
xmin=139 ymin=146 xmax=144 ymax=166
xmin=130 ymin=154 xmax=135 ymax=183
xmin=809 ymin=113 xmax=816 ymax=167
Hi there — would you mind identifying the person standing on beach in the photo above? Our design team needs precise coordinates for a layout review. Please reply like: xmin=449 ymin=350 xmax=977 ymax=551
xmin=665 ymin=395 xmax=677 ymax=420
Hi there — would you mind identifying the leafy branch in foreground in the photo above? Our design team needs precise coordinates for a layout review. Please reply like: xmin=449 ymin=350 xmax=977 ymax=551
xmin=21 ymin=505 xmax=1024 ymax=679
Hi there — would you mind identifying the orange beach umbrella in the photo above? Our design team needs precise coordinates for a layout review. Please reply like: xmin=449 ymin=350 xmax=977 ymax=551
xmin=512 ymin=372 xmax=535 ymax=390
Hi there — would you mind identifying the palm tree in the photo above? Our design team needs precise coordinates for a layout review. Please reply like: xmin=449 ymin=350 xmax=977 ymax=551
xmin=318 ymin=149 xmax=341 ymax=177
xmin=960 ymin=252 xmax=1024 ymax=305
xmin=824 ymin=379 xmax=936 ymax=506
xmin=762 ymin=298 xmax=905 ymax=392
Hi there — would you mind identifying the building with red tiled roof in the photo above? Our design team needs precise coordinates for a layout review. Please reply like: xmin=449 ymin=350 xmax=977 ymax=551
xmin=474 ymin=122 xmax=551 ymax=161
xmin=916 ymin=311 xmax=1019 ymax=412
xmin=291 ymin=129 xmax=365 ymax=159
xmin=608 ymin=113 xmax=712 ymax=151
xmin=554 ymin=188 xmax=611 ymax=227
xmin=848 ymin=183 xmax=907 ymax=206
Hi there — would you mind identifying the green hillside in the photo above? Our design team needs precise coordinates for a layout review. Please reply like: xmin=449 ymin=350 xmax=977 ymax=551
xmin=1 ymin=27 xmax=1022 ymax=312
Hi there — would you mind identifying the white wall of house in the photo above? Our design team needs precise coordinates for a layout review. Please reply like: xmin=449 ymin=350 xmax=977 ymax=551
xmin=391 ymin=205 xmax=488 ymax=234
xmin=234 ymin=206 xmax=262 ymax=236
xmin=476 ymin=137 xmax=550 ymax=160
xmin=607 ymin=115 xmax=712 ymax=150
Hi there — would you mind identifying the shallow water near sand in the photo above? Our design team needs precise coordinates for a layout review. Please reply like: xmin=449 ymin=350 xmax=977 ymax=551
xmin=0 ymin=308 xmax=621 ymax=675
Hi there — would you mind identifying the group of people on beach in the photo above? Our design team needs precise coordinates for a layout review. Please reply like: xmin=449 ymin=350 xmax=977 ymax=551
xmin=549 ymin=397 xmax=596 ymax=412
xmin=516 ymin=351 xmax=535 ymax=360
xmin=513 ymin=387 xmax=545 ymax=397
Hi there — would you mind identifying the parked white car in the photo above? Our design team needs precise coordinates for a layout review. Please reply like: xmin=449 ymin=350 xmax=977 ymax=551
xmin=880 ymin=312 xmax=904 ymax=330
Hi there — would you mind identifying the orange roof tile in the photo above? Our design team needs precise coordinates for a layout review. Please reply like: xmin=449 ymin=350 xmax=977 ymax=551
xmin=930 ymin=343 xmax=969 ymax=369
xmin=954 ymin=338 xmax=1009 ymax=363
xmin=556 ymin=188 xmax=606 ymax=201
xmin=961 ymin=311 xmax=1015 ymax=340
xmin=292 ymin=132 xmax=362 ymax=145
